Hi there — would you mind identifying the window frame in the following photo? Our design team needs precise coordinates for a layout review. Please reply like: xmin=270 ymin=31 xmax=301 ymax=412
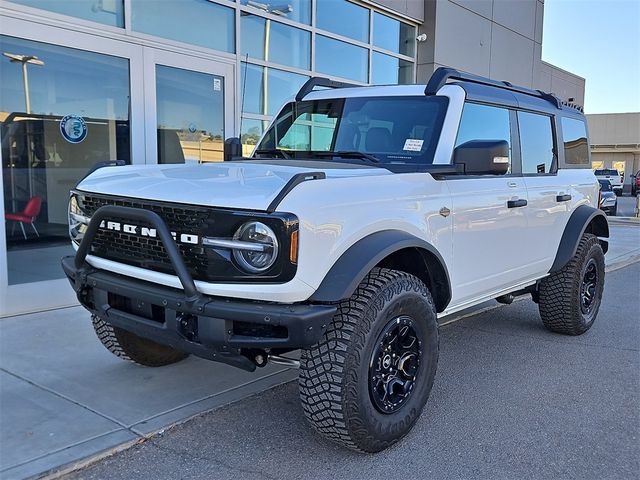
xmin=559 ymin=115 xmax=591 ymax=169
xmin=515 ymin=109 xmax=559 ymax=177
xmin=446 ymin=102 xmax=565 ymax=179
xmin=449 ymin=101 xmax=521 ymax=178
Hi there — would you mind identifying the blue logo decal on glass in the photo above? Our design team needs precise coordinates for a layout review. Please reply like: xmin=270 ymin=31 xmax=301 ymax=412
xmin=60 ymin=114 xmax=88 ymax=144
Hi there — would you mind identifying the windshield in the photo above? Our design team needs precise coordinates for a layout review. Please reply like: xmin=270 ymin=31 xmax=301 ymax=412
xmin=598 ymin=179 xmax=612 ymax=191
xmin=254 ymin=96 xmax=448 ymax=170
xmin=595 ymin=169 xmax=619 ymax=176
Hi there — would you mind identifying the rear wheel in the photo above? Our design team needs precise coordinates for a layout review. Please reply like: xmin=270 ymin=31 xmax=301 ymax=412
xmin=538 ymin=234 xmax=605 ymax=335
xmin=92 ymin=315 xmax=188 ymax=367
xmin=298 ymin=268 xmax=439 ymax=452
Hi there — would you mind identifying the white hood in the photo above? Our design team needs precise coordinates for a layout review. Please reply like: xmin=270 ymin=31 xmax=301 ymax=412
xmin=76 ymin=161 xmax=391 ymax=211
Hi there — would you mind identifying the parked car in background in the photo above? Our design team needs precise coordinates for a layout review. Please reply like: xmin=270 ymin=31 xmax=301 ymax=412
xmin=594 ymin=168 xmax=624 ymax=196
xmin=631 ymin=170 xmax=640 ymax=196
xmin=598 ymin=179 xmax=618 ymax=216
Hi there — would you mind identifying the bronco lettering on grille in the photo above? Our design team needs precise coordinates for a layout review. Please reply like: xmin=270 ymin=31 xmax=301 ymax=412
xmin=98 ymin=220 xmax=199 ymax=245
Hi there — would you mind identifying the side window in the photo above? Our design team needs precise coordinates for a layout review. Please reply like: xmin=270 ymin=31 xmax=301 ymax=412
xmin=561 ymin=117 xmax=590 ymax=165
xmin=455 ymin=103 xmax=512 ymax=172
xmin=518 ymin=111 xmax=555 ymax=174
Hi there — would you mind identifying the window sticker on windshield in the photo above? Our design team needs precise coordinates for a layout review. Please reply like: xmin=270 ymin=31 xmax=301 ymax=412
xmin=403 ymin=139 xmax=424 ymax=152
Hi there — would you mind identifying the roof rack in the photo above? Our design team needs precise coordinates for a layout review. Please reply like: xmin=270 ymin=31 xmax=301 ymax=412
xmin=295 ymin=77 xmax=361 ymax=101
xmin=424 ymin=67 xmax=563 ymax=110
xmin=561 ymin=99 xmax=584 ymax=112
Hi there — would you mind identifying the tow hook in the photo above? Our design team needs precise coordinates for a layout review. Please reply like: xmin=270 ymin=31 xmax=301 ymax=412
xmin=249 ymin=351 xmax=300 ymax=368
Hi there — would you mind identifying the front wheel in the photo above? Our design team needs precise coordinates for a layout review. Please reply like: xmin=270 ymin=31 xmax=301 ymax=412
xmin=92 ymin=315 xmax=189 ymax=367
xmin=538 ymin=233 xmax=605 ymax=335
xmin=298 ymin=268 xmax=439 ymax=452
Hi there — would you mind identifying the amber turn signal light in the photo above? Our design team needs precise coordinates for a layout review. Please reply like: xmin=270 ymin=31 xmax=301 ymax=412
xmin=290 ymin=230 xmax=298 ymax=264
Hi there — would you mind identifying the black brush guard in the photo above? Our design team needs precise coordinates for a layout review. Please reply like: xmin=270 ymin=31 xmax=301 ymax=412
xmin=62 ymin=205 xmax=336 ymax=371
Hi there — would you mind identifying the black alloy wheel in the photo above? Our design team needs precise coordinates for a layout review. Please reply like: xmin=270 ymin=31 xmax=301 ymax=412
xmin=369 ymin=315 xmax=422 ymax=414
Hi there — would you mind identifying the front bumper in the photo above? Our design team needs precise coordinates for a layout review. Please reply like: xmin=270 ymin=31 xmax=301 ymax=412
xmin=62 ymin=205 xmax=336 ymax=371
xmin=62 ymin=257 xmax=336 ymax=371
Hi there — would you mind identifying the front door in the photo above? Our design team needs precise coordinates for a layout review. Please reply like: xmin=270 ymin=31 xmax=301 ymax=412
xmin=445 ymin=102 xmax=531 ymax=307
xmin=142 ymin=48 xmax=235 ymax=165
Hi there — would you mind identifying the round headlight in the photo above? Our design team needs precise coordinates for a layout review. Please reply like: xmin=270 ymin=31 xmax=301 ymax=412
xmin=232 ymin=221 xmax=279 ymax=273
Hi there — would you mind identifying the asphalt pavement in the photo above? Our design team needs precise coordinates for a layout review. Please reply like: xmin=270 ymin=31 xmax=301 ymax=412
xmin=68 ymin=262 xmax=640 ymax=480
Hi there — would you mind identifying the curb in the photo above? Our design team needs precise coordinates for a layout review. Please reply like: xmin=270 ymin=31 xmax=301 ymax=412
xmin=608 ymin=216 xmax=640 ymax=225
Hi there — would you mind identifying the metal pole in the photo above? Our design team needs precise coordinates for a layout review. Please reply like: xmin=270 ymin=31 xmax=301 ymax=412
xmin=22 ymin=61 xmax=30 ymax=114
xmin=263 ymin=19 xmax=270 ymax=116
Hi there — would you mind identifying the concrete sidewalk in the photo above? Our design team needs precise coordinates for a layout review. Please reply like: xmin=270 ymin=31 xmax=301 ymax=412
xmin=1 ymin=222 xmax=638 ymax=479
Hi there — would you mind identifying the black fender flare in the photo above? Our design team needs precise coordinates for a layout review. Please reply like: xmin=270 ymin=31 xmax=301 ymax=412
xmin=309 ymin=230 xmax=451 ymax=312
xmin=550 ymin=205 xmax=609 ymax=273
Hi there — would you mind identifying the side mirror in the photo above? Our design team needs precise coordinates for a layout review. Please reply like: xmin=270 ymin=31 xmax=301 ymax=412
xmin=223 ymin=137 xmax=242 ymax=161
xmin=453 ymin=140 xmax=510 ymax=175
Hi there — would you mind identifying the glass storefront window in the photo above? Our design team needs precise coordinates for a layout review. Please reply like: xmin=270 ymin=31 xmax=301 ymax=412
xmin=240 ymin=118 xmax=268 ymax=156
xmin=316 ymin=0 xmax=369 ymax=43
xmin=131 ymin=0 xmax=235 ymax=53
xmin=156 ymin=65 xmax=225 ymax=164
xmin=241 ymin=63 xmax=308 ymax=116
xmin=1 ymin=36 xmax=130 ymax=285
xmin=315 ymin=35 xmax=368 ymax=83
xmin=240 ymin=0 xmax=311 ymax=25
xmin=371 ymin=52 xmax=414 ymax=85
xmin=7 ymin=0 xmax=124 ymax=27
xmin=373 ymin=12 xmax=415 ymax=57
xmin=240 ymin=14 xmax=310 ymax=69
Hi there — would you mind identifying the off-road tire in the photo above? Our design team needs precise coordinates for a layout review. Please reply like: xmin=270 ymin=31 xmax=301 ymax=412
xmin=92 ymin=315 xmax=188 ymax=367
xmin=298 ymin=268 xmax=439 ymax=453
xmin=538 ymin=233 xmax=605 ymax=335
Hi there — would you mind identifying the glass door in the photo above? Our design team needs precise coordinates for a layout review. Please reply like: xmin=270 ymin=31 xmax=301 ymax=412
xmin=142 ymin=48 xmax=235 ymax=165
xmin=0 ymin=18 xmax=144 ymax=317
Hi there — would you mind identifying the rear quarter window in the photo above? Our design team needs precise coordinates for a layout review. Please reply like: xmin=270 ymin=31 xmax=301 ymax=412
xmin=561 ymin=117 xmax=590 ymax=165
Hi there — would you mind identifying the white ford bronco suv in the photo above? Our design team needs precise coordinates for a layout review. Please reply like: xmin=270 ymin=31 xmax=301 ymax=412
xmin=62 ymin=68 xmax=608 ymax=452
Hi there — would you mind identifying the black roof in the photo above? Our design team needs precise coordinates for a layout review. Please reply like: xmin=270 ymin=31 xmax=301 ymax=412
xmin=294 ymin=67 xmax=586 ymax=119
xmin=426 ymin=67 xmax=584 ymax=118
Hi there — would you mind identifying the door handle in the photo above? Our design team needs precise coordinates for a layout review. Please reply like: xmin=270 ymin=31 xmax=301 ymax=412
xmin=507 ymin=181 xmax=518 ymax=188
xmin=556 ymin=194 xmax=572 ymax=202
xmin=507 ymin=198 xmax=527 ymax=208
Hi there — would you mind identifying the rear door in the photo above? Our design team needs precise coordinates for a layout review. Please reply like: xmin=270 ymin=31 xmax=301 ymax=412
xmin=446 ymin=103 xmax=530 ymax=306
xmin=518 ymin=111 xmax=571 ymax=274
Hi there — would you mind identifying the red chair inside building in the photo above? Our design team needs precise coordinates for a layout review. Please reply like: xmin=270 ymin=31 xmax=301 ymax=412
xmin=5 ymin=196 xmax=42 ymax=240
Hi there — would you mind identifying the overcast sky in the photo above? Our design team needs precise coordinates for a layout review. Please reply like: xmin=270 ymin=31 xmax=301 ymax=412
xmin=542 ymin=0 xmax=640 ymax=114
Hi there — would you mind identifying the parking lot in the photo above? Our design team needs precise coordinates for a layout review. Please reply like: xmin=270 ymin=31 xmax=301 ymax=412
xmin=68 ymin=262 xmax=640 ymax=480
xmin=1 ymin=223 xmax=638 ymax=480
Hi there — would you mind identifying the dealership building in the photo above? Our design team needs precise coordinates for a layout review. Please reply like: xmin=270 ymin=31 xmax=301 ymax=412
xmin=587 ymin=112 xmax=640 ymax=192
xmin=0 ymin=0 xmax=585 ymax=316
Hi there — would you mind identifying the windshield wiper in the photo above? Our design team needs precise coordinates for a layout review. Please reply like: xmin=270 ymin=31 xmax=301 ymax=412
xmin=311 ymin=150 xmax=380 ymax=164
xmin=254 ymin=148 xmax=292 ymax=159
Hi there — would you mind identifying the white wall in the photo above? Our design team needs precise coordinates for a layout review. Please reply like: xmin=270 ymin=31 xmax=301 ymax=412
xmin=416 ymin=0 xmax=585 ymax=105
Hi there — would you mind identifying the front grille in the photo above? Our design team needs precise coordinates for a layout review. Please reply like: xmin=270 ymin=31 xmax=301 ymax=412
xmin=80 ymin=194 xmax=211 ymax=280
